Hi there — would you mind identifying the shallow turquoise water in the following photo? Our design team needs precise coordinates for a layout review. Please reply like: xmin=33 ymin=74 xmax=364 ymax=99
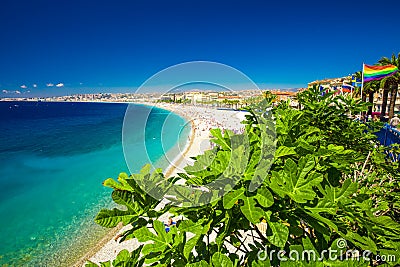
xmin=0 ymin=101 xmax=190 ymax=266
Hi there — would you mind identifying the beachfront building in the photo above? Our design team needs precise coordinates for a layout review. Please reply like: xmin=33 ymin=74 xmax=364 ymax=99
xmin=171 ymin=91 xmax=241 ymax=105
xmin=270 ymin=90 xmax=297 ymax=101
xmin=177 ymin=89 xmax=299 ymax=107
xmin=217 ymin=94 xmax=241 ymax=101
xmin=307 ymin=76 xmax=400 ymax=114
xmin=1 ymin=89 xmax=300 ymax=107
xmin=373 ymin=85 xmax=400 ymax=113
xmin=308 ymin=76 xmax=354 ymax=93
xmin=183 ymin=92 xmax=210 ymax=104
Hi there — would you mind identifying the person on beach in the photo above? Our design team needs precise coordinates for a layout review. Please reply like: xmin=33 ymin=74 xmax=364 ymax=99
xmin=390 ymin=114 xmax=400 ymax=128
xmin=164 ymin=217 xmax=176 ymax=233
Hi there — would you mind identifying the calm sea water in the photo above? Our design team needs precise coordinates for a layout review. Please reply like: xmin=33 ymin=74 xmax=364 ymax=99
xmin=0 ymin=101 xmax=189 ymax=266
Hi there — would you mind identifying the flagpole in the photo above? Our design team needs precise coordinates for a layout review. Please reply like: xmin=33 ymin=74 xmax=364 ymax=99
xmin=361 ymin=63 xmax=365 ymax=101
xmin=359 ymin=63 xmax=365 ymax=119
xmin=351 ymin=77 xmax=354 ymax=97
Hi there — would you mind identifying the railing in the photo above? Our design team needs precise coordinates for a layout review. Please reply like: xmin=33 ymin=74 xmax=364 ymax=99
xmin=375 ymin=124 xmax=400 ymax=146
xmin=375 ymin=124 xmax=400 ymax=162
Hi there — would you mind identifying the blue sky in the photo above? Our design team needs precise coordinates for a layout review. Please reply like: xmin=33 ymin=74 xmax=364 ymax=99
xmin=0 ymin=0 xmax=399 ymax=97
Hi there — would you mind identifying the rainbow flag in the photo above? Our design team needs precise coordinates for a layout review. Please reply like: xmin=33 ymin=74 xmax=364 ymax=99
xmin=364 ymin=64 xmax=398 ymax=82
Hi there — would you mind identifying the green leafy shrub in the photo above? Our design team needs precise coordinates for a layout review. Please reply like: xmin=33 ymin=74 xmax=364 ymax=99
xmin=87 ymin=86 xmax=400 ymax=266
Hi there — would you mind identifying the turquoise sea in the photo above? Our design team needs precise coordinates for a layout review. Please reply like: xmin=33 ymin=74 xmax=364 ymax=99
xmin=0 ymin=101 xmax=190 ymax=266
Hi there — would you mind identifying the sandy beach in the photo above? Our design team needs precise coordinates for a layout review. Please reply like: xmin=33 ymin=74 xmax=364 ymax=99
xmin=76 ymin=103 xmax=247 ymax=266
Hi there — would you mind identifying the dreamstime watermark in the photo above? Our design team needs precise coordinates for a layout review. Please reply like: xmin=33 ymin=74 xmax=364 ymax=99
xmin=122 ymin=61 xmax=276 ymax=207
xmin=257 ymin=238 xmax=397 ymax=263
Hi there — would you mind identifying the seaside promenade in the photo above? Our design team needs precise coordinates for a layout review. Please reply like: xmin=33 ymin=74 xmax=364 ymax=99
xmin=77 ymin=103 xmax=247 ymax=266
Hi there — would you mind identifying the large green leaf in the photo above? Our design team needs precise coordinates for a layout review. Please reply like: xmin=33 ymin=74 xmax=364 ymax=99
xmin=184 ymin=148 xmax=219 ymax=174
xmin=223 ymin=188 xmax=245 ymax=209
xmin=254 ymin=187 xmax=274 ymax=208
xmin=240 ymin=196 xmax=264 ymax=224
xmin=274 ymin=146 xmax=296 ymax=159
xmin=222 ymin=143 xmax=249 ymax=178
xmin=210 ymin=128 xmax=232 ymax=151
xmin=134 ymin=220 xmax=174 ymax=256
xmin=95 ymin=208 xmax=137 ymax=228
xmin=184 ymin=235 xmax=202 ymax=260
xmin=370 ymin=216 xmax=400 ymax=236
xmin=112 ymin=249 xmax=130 ymax=266
xmin=102 ymin=246 xmax=144 ymax=267
xmin=103 ymin=172 xmax=133 ymax=192
xmin=325 ymin=179 xmax=357 ymax=204
xmin=345 ymin=232 xmax=377 ymax=254
xmin=248 ymin=128 xmax=276 ymax=191
xmin=266 ymin=219 xmax=289 ymax=248
xmin=111 ymin=190 xmax=137 ymax=212
xmin=209 ymin=150 xmax=230 ymax=175
xmin=211 ymin=252 xmax=233 ymax=267
xmin=313 ymin=179 xmax=358 ymax=213
xmin=179 ymin=220 xmax=207 ymax=259
xmin=270 ymin=156 xmax=323 ymax=203
xmin=304 ymin=208 xmax=339 ymax=232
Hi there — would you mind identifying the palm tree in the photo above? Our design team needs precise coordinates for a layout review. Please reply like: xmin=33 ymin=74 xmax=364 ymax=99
xmin=262 ymin=90 xmax=276 ymax=102
xmin=378 ymin=79 xmax=390 ymax=121
xmin=363 ymin=80 xmax=380 ymax=116
xmin=232 ymin=99 xmax=240 ymax=109
xmin=378 ymin=53 xmax=400 ymax=119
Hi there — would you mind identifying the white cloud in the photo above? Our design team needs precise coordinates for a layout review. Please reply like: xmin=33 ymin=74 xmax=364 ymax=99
xmin=1 ymin=89 xmax=24 ymax=94
xmin=56 ymin=83 xmax=64 ymax=87
xmin=20 ymin=85 xmax=27 ymax=89
xmin=46 ymin=83 xmax=54 ymax=87
xmin=33 ymin=84 xmax=37 ymax=88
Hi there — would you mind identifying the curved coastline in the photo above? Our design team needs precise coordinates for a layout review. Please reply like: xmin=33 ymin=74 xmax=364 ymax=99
xmin=14 ymin=101 xmax=192 ymax=267
xmin=76 ymin=103 xmax=246 ymax=266
xmin=161 ymin=105 xmax=196 ymax=178
xmin=74 ymin=102 xmax=194 ymax=266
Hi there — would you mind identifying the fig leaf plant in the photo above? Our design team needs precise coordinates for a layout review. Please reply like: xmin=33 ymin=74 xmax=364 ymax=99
xmin=86 ymin=86 xmax=400 ymax=266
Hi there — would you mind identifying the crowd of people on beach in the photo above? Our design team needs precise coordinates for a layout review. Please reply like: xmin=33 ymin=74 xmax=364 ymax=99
xmin=155 ymin=103 xmax=248 ymax=177
xmin=191 ymin=108 xmax=245 ymax=136
xmin=165 ymin=103 xmax=246 ymax=145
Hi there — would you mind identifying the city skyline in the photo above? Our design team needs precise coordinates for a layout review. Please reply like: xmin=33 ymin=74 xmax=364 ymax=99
xmin=1 ymin=0 xmax=399 ymax=97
